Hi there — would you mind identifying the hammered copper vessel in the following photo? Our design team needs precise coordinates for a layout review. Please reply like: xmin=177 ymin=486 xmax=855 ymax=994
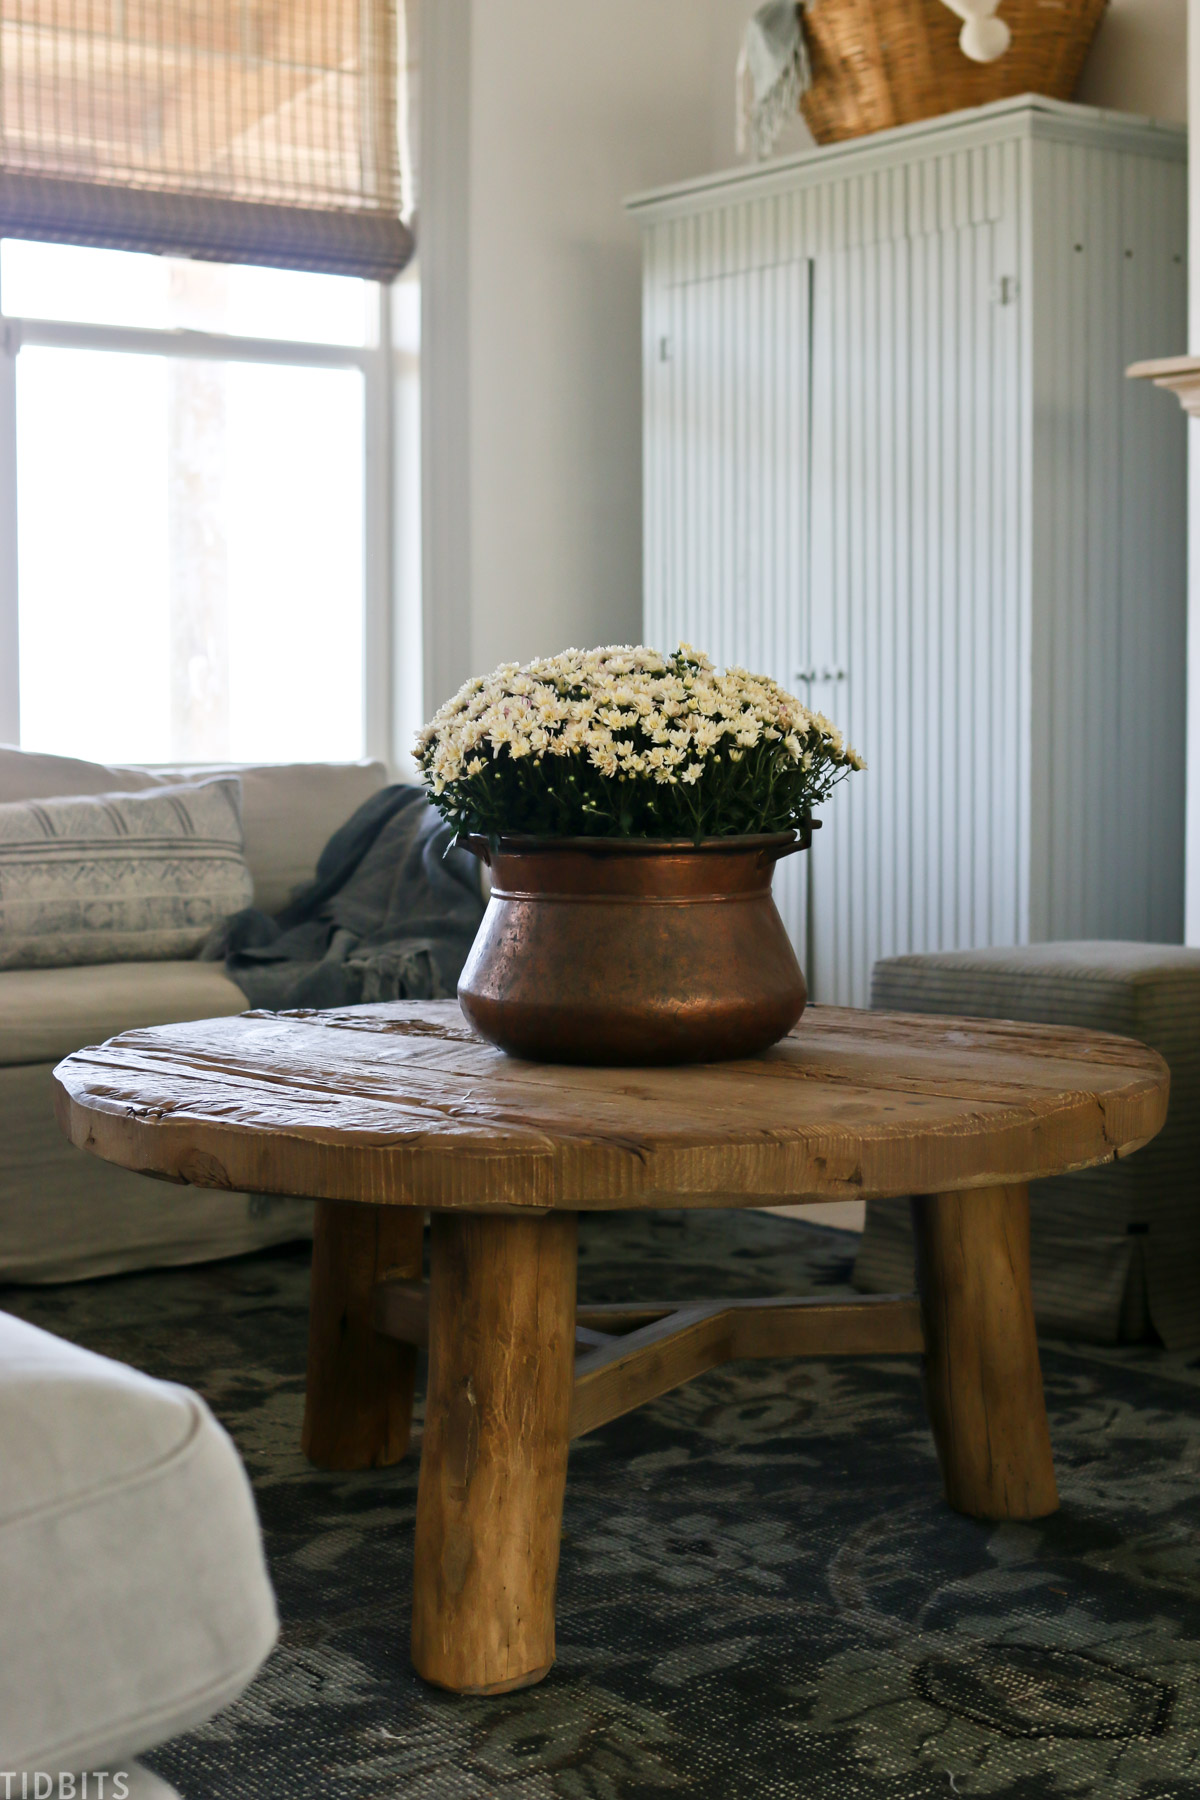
xmin=457 ymin=830 xmax=811 ymax=1066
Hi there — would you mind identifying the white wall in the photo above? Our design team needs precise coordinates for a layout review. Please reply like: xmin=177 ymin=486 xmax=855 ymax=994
xmin=1078 ymin=0 xmax=1186 ymax=123
xmin=466 ymin=3 xmax=741 ymax=678
xmin=422 ymin=0 xmax=1190 ymax=718
xmin=1070 ymin=0 xmax=1195 ymax=936
xmin=423 ymin=0 xmax=777 ymax=707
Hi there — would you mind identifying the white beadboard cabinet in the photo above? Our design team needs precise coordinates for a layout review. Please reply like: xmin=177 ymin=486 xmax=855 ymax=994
xmin=629 ymin=97 xmax=1187 ymax=1006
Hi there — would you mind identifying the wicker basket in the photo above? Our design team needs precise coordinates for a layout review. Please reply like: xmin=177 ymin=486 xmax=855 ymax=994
xmin=799 ymin=0 xmax=1108 ymax=145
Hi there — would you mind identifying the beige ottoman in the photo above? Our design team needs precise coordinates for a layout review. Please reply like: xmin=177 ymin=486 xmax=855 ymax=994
xmin=853 ymin=943 xmax=1200 ymax=1348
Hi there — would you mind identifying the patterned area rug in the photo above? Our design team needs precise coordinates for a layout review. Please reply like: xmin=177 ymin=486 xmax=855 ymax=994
xmin=6 ymin=1209 xmax=1200 ymax=1800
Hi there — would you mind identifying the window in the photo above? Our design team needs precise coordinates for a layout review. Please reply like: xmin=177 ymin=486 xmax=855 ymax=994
xmin=0 ymin=239 xmax=417 ymax=767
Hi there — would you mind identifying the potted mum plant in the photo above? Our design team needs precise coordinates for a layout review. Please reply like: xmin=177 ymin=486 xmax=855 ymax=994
xmin=417 ymin=644 xmax=863 ymax=1065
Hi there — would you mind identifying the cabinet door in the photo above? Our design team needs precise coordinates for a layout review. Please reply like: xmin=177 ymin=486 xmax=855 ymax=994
xmin=808 ymin=219 xmax=1023 ymax=1006
xmin=644 ymin=257 xmax=813 ymax=965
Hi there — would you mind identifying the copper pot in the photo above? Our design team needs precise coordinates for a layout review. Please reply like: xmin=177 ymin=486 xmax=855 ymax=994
xmin=457 ymin=829 xmax=811 ymax=1066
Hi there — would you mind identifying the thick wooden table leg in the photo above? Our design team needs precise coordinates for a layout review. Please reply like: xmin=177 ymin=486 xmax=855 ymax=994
xmin=302 ymin=1199 xmax=423 ymax=1470
xmin=911 ymin=1183 xmax=1058 ymax=1521
xmin=412 ymin=1210 xmax=578 ymax=1694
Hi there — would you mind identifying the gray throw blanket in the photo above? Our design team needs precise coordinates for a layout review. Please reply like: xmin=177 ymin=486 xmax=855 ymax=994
xmin=205 ymin=784 xmax=485 ymax=1010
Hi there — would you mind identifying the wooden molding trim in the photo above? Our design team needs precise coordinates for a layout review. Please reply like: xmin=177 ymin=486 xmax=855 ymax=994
xmin=1126 ymin=354 xmax=1200 ymax=418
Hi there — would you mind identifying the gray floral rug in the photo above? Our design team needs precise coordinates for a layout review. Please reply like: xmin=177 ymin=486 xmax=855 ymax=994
xmin=6 ymin=1209 xmax=1200 ymax=1800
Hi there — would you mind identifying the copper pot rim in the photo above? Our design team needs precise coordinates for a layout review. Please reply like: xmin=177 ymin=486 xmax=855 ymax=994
xmin=462 ymin=825 xmax=815 ymax=864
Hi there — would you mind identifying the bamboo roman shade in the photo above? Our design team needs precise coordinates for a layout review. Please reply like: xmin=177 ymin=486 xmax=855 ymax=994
xmin=0 ymin=2 xmax=413 ymax=278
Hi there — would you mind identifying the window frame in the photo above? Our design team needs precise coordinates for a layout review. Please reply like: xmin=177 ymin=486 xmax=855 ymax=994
xmin=0 ymin=266 xmax=410 ymax=772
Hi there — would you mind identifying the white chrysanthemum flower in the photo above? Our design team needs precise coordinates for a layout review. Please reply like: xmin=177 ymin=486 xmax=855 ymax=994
xmin=416 ymin=642 xmax=862 ymax=835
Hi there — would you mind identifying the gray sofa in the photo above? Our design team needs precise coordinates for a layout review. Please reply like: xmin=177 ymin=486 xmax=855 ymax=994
xmin=0 ymin=746 xmax=388 ymax=1283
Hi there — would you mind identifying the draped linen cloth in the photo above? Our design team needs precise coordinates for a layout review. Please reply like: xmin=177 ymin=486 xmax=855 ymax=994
xmin=736 ymin=2 xmax=811 ymax=161
xmin=209 ymin=783 xmax=485 ymax=1010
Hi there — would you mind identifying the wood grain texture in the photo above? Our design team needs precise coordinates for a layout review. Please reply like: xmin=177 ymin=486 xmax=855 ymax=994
xmin=373 ymin=1279 xmax=925 ymax=1439
xmin=912 ymin=1183 xmax=1059 ymax=1520
xmin=301 ymin=1200 xmax=424 ymax=1470
xmin=569 ymin=1305 xmax=730 ymax=1437
xmin=411 ymin=1210 xmax=577 ymax=1694
xmin=53 ymin=1000 xmax=1170 ymax=1211
xmin=58 ymin=999 xmax=1167 ymax=1691
xmin=568 ymin=1294 xmax=924 ymax=1438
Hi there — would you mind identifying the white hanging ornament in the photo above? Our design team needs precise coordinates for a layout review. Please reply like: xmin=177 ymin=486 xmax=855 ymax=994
xmin=940 ymin=0 xmax=1012 ymax=63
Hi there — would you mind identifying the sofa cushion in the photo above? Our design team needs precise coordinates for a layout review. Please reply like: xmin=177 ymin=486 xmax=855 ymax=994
xmin=0 ymin=749 xmax=388 ymax=915
xmin=0 ymin=780 xmax=253 ymax=971
xmin=151 ymin=761 xmax=389 ymax=915
xmin=0 ymin=1061 xmax=313 ymax=1282
xmin=0 ymin=961 xmax=247 ymax=1067
xmin=870 ymin=940 xmax=1200 ymax=1030
xmin=0 ymin=1311 xmax=276 ymax=1774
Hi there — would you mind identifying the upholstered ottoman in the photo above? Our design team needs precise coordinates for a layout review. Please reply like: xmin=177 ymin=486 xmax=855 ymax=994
xmin=852 ymin=943 xmax=1200 ymax=1348
xmin=0 ymin=1312 xmax=277 ymax=1792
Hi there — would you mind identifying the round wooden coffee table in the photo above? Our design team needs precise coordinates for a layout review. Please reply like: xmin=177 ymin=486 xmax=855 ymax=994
xmin=54 ymin=1000 xmax=1168 ymax=1696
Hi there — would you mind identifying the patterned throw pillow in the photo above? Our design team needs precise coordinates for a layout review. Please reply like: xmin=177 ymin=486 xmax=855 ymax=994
xmin=0 ymin=778 xmax=254 ymax=970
